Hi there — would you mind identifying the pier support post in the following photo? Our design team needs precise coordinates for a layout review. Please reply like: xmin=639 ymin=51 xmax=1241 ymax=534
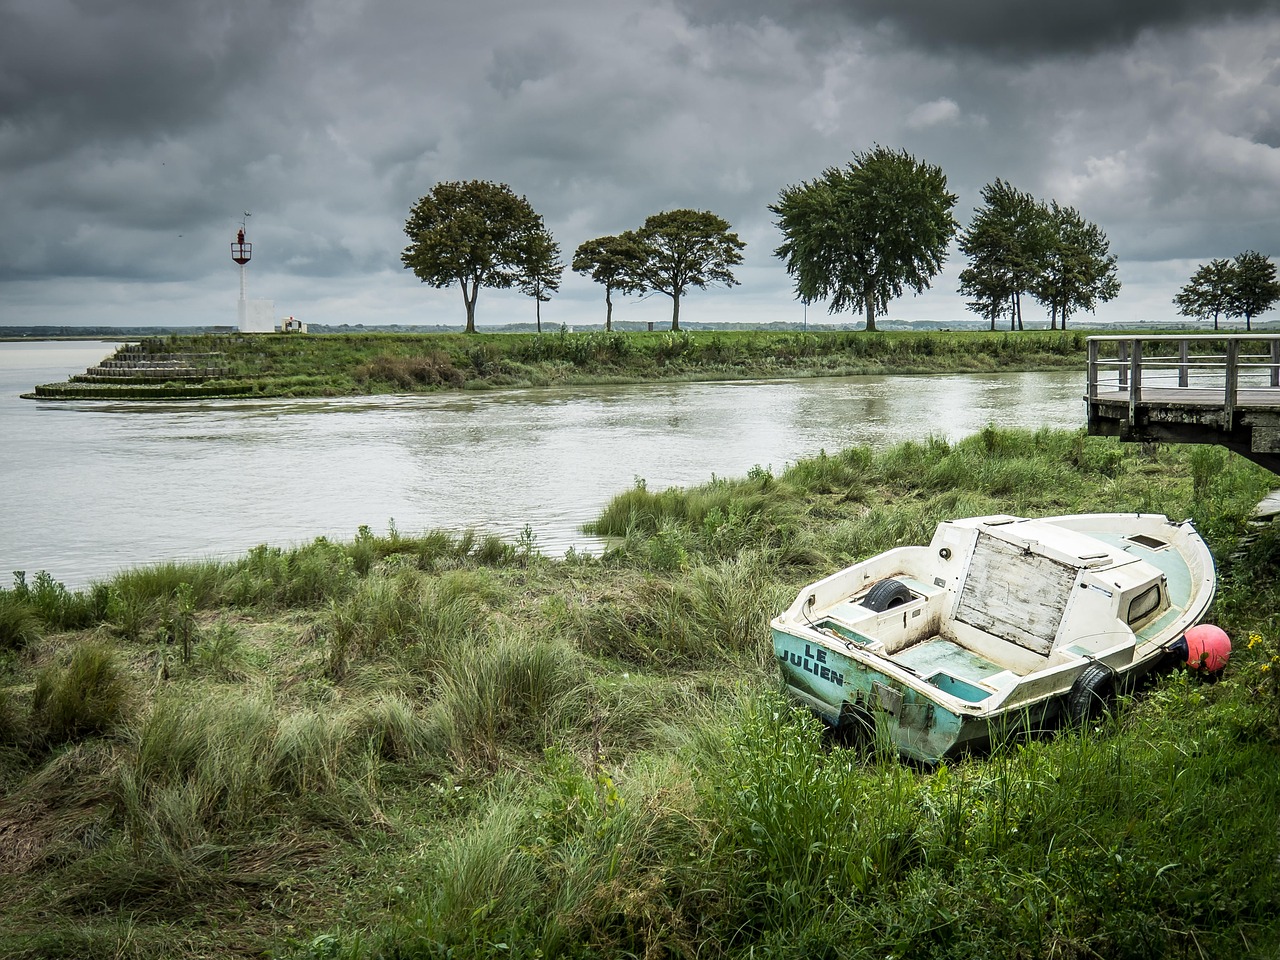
xmin=1128 ymin=339 xmax=1143 ymax=427
xmin=1225 ymin=339 xmax=1239 ymax=430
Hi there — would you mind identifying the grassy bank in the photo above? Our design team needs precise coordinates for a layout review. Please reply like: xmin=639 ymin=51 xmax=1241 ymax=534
xmin=3 ymin=429 xmax=1280 ymax=958
xmin=32 ymin=328 xmax=1092 ymax=399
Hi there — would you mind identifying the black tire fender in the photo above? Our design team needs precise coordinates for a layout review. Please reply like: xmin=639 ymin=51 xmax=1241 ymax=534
xmin=1066 ymin=663 xmax=1116 ymax=724
xmin=861 ymin=578 xmax=914 ymax=612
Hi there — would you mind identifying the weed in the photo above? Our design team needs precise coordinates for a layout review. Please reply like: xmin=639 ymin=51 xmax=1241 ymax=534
xmin=105 ymin=584 xmax=155 ymax=642
xmin=430 ymin=634 xmax=587 ymax=769
xmin=30 ymin=643 xmax=133 ymax=748
xmin=194 ymin=619 xmax=253 ymax=679
xmin=0 ymin=589 xmax=41 ymax=651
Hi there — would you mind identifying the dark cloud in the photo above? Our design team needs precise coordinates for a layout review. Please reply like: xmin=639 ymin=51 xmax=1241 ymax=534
xmin=682 ymin=0 xmax=1280 ymax=58
xmin=864 ymin=0 xmax=1280 ymax=56
xmin=0 ymin=0 xmax=308 ymax=153
xmin=0 ymin=0 xmax=1277 ymax=328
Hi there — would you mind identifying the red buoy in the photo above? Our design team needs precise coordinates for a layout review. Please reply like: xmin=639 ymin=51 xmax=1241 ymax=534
xmin=1183 ymin=624 xmax=1231 ymax=672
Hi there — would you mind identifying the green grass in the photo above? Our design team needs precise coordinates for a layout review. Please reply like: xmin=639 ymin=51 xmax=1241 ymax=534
xmin=28 ymin=643 xmax=134 ymax=749
xmin=31 ymin=328 xmax=1100 ymax=400
xmin=3 ymin=428 xmax=1280 ymax=958
xmin=0 ymin=592 xmax=41 ymax=651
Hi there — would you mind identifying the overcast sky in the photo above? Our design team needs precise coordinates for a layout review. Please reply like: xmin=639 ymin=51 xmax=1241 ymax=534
xmin=2 ymin=0 xmax=1279 ymax=330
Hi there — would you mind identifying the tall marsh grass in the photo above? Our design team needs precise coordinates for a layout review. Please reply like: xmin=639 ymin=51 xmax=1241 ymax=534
xmin=325 ymin=567 xmax=504 ymax=678
xmin=590 ymin=427 xmax=1276 ymax=580
xmin=430 ymin=634 xmax=588 ymax=769
xmin=0 ymin=591 xmax=41 ymax=651
xmin=29 ymin=643 xmax=133 ymax=748
xmin=390 ymin=750 xmax=706 ymax=959
xmin=113 ymin=687 xmax=439 ymax=857
xmin=696 ymin=686 xmax=1280 ymax=957
xmin=569 ymin=549 xmax=785 ymax=667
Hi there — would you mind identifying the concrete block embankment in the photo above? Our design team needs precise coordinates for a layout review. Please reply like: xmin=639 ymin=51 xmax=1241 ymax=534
xmin=29 ymin=342 xmax=250 ymax=401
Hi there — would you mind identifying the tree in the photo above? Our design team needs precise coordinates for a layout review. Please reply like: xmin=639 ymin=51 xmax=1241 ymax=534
xmin=1227 ymin=250 xmax=1280 ymax=331
xmin=771 ymin=146 xmax=957 ymax=332
xmin=1174 ymin=258 xmax=1235 ymax=329
xmin=401 ymin=180 xmax=544 ymax=333
xmin=1033 ymin=201 xmax=1120 ymax=329
xmin=957 ymin=179 xmax=1049 ymax=331
xmin=571 ymin=232 xmax=647 ymax=331
xmin=633 ymin=210 xmax=744 ymax=331
xmin=957 ymin=266 xmax=1010 ymax=331
xmin=518 ymin=226 xmax=563 ymax=333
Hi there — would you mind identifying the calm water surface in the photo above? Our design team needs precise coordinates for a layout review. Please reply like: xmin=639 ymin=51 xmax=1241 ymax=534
xmin=1 ymin=341 xmax=1087 ymax=586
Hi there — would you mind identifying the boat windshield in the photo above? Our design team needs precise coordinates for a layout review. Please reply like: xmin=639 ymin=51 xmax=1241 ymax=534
xmin=1126 ymin=583 xmax=1162 ymax=625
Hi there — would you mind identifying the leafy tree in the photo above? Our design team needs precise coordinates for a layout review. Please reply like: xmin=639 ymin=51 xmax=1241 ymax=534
xmin=1227 ymin=250 xmax=1280 ymax=331
xmin=571 ymin=233 xmax=647 ymax=331
xmin=633 ymin=210 xmax=745 ymax=331
xmin=958 ymin=179 xmax=1049 ymax=331
xmin=1033 ymin=201 xmax=1120 ymax=329
xmin=401 ymin=180 xmax=545 ymax=333
xmin=518 ymin=227 xmax=563 ymax=333
xmin=1174 ymin=258 xmax=1236 ymax=330
xmin=771 ymin=146 xmax=957 ymax=332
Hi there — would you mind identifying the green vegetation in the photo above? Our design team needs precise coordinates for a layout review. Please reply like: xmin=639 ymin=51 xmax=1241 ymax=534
xmin=1175 ymin=252 xmax=1280 ymax=331
xmin=3 ymin=430 xmax=1280 ymax=957
xmin=402 ymin=180 xmax=560 ymax=334
xmin=631 ymin=209 xmax=746 ymax=331
xmin=401 ymin=178 xmax=747 ymax=333
xmin=31 ymin=328 xmax=1093 ymax=400
xmin=772 ymin=146 xmax=958 ymax=332
xmin=571 ymin=232 xmax=648 ymax=331
xmin=958 ymin=180 xmax=1120 ymax=332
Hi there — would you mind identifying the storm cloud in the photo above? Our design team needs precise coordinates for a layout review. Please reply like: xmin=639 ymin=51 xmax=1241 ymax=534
xmin=1 ymin=0 xmax=1278 ymax=328
xmin=686 ymin=0 xmax=1280 ymax=58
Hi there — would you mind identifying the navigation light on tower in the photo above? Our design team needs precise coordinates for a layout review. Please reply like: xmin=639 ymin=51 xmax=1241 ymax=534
xmin=232 ymin=213 xmax=275 ymax=333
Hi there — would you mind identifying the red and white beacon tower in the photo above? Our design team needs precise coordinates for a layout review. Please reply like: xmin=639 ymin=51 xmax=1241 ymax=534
xmin=232 ymin=213 xmax=274 ymax=332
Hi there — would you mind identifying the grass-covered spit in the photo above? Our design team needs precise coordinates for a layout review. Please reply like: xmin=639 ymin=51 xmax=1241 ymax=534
xmin=31 ymin=328 xmax=1090 ymax=400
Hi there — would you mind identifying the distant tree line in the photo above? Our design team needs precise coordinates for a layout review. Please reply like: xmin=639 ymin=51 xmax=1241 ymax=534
xmin=955 ymin=180 xmax=1120 ymax=331
xmin=402 ymin=183 xmax=743 ymax=334
xmin=1173 ymin=252 xmax=1280 ymax=331
xmin=401 ymin=160 xmax=1277 ymax=333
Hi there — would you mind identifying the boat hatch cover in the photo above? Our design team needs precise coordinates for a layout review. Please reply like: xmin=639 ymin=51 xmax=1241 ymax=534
xmin=1128 ymin=534 xmax=1168 ymax=550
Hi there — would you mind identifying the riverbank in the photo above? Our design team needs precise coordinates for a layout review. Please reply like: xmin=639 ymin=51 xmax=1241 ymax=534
xmin=3 ymin=428 xmax=1280 ymax=958
xmin=28 ymin=328 xmax=1092 ymax=399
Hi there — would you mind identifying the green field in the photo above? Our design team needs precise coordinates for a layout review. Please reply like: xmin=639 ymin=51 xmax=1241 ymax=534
xmin=3 ymin=429 xmax=1280 ymax=958
xmin=30 ymin=328 xmax=1093 ymax=400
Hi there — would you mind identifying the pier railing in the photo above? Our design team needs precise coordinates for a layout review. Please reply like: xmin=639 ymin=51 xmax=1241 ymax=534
xmin=1087 ymin=334 xmax=1280 ymax=427
xmin=1087 ymin=335 xmax=1280 ymax=473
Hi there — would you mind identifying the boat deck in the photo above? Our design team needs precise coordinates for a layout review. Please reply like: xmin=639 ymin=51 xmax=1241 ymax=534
xmin=894 ymin=638 xmax=1001 ymax=683
xmin=892 ymin=638 xmax=1006 ymax=703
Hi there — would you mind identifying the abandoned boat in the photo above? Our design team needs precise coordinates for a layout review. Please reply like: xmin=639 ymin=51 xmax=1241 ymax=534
xmin=770 ymin=513 xmax=1216 ymax=763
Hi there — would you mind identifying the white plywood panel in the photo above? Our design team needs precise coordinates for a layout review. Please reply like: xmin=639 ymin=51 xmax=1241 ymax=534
xmin=955 ymin=533 xmax=1076 ymax=655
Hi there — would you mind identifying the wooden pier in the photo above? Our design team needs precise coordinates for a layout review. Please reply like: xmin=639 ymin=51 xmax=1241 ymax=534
xmin=1086 ymin=334 xmax=1280 ymax=474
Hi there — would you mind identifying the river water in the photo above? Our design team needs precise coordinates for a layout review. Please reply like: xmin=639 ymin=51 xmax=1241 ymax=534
xmin=1 ymin=341 xmax=1087 ymax=587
